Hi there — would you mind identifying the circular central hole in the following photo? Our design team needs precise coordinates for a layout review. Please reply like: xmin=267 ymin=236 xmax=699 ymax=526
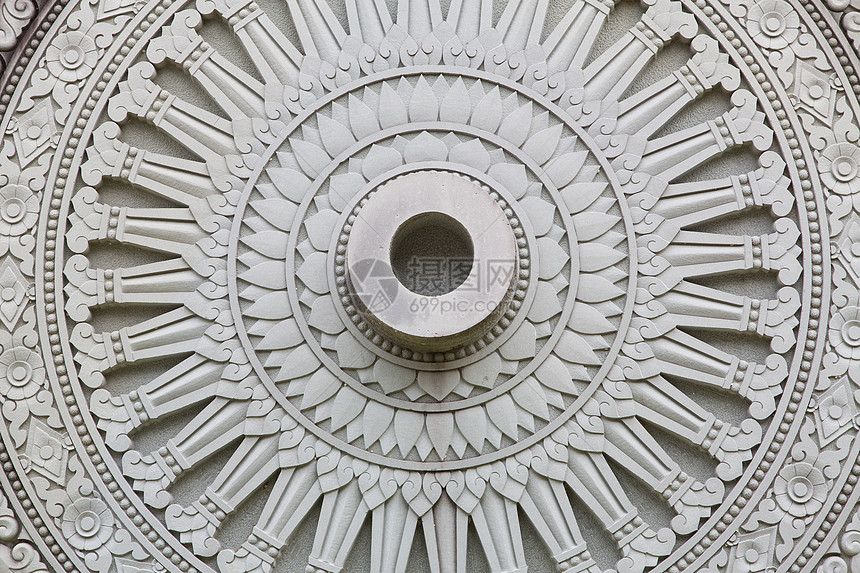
xmin=390 ymin=212 xmax=474 ymax=297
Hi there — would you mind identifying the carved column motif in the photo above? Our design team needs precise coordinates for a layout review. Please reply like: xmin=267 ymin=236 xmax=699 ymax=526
xmin=0 ymin=0 xmax=859 ymax=572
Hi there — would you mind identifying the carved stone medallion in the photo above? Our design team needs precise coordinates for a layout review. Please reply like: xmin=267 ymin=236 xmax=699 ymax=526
xmin=3 ymin=0 xmax=860 ymax=572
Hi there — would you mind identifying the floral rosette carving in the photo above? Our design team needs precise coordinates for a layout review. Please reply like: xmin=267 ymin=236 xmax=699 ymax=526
xmin=56 ymin=0 xmax=805 ymax=570
xmin=6 ymin=0 xmax=860 ymax=570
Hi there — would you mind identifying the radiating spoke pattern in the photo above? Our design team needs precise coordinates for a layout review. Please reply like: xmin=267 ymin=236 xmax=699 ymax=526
xmin=60 ymin=1 xmax=803 ymax=572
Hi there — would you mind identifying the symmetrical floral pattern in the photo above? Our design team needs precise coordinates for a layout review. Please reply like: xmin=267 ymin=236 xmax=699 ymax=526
xmin=61 ymin=498 xmax=114 ymax=551
xmin=2 ymin=0 xmax=860 ymax=572
xmin=45 ymin=32 xmax=99 ymax=81
xmin=0 ymin=346 xmax=44 ymax=400
xmin=0 ymin=185 xmax=37 ymax=236
xmin=746 ymin=0 xmax=801 ymax=49
xmin=60 ymin=0 xmax=802 ymax=571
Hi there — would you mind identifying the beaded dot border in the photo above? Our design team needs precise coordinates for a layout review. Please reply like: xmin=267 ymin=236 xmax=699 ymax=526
xmin=0 ymin=0 xmax=72 ymax=568
xmin=30 ymin=1 xmax=202 ymax=571
xmin=332 ymin=170 xmax=533 ymax=364
xmin=787 ymin=3 xmax=860 ymax=572
xmin=663 ymin=0 xmax=825 ymax=571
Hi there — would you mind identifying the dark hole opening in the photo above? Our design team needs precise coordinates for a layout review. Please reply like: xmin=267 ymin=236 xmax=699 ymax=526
xmin=390 ymin=212 xmax=475 ymax=297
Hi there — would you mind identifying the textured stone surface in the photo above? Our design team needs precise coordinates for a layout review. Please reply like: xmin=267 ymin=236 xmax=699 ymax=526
xmin=0 ymin=0 xmax=859 ymax=572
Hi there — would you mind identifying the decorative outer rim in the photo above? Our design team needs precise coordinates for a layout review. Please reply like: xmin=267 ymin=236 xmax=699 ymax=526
xmin=655 ymin=1 xmax=824 ymax=570
xmin=0 ymin=0 xmax=856 ymax=571
xmin=2 ymin=2 xmax=218 ymax=572
xmin=784 ymin=6 xmax=860 ymax=573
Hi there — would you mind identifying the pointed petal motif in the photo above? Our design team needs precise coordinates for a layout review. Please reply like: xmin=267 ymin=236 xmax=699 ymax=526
xmin=328 ymin=173 xmax=367 ymax=212
xmin=456 ymin=407 xmax=488 ymax=451
xmin=379 ymin=82 xmax=409 ymax=129
xmin=409 ymin=76 xmax=440 ymax=122
xmin=523 ymin=124 xmax=563 ymax=166
xmin=528 ymin=281 xmax=562 ymax=323
xmin=418 ymin=370 xmax=460 ymax=400
xmin=511 ymin=377 xmax=550 ymax=420
xmin=241 ymin=262 xmax=287 ymax=290
xmin=335 ymin=333 xmax=375 ymax=369
xmin=404 ymin=132 xmax=449 ymax=163
xmin=569 ymin=303 xmax=616 ymax=334
xmin=545 ymin=151 xmax=588 ymax=188
xmin=470 ymin=86 xmax=503 ymax=133
xmin=535 ymin=355 xmax=579 ymax=395
xmin=241 ymin=231 xmax=288 ymax=259
xmin=269 ymin=170 xmax=312 ymax=202
xmin=305 ymin=210 xmax=340 ymax=251
xmin=440 ymin=78 xmax=472 ymax=123
xmin=258 ymin=319 xmax=303 ymax=351
xmin=461 ymin=353 xmax=501 ymax=388
xmin=498 ymin=102 xmax=534 ymax=147
xmin=489 ymin=163 xmax=529 ymax=199
xmin=308 ymin=297 xmax=344 ymax=334
xmin=520 ymin=197 xmax=556 ymax=236
xmin=291 ymin=138 xmax=331 ymax=178
xmin=330 ymin=386 xmax=367 ymax=431
xmin=349 ymin=93 xmax=382 ymax=140
xmin=537 ymin=238 xmax=570 ymax=279
xmin=555 ymin=330 xmax=601 ymax=365
xmin=562 ymin=183 xmax=607 ymax=214
xmin=448 ymin=139 xmax=491 ymax=172
xmin=395 ymin=410 xmax=425 ymax=456
xmin=487 ymin=395 xmax=519 ymax=439
xmin=251 ymin=199 xmax=298 ymax=231
xmin=427 ymin=413 xmax=455 ymax=458
xmin=296 ymin=252 xmax=329 ymax=293
xmin=300 ymin=369 xmax=342 ymax=409
xmin=500 ymin=321 xmax=537 ymax=361
xmin=577 ymin=275 xmax=624 ymax=303
xmin=362 ymin=145 xmax=404 ymax=180
xmin=579 ymin=243 xmax=625 ymax=272
xmin=275 ymin=345 xmax=321 ymax=382
xmin=245 ymin=291 xmax=292 ymax=319
xmin=363 ymin=401 xmax=395 ymax=447
xmin=573 ymin=212 xmax=620 ymax=241
xmin=318 ymin=114 xmax=357 ymax=157
xmin=374 ymin=360 xmax=417 ymax=394
xmin=415 ymin=431 xmax=434 ymax=460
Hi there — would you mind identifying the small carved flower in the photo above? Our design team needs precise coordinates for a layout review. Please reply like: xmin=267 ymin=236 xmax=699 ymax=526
xmin=774 ymin=462 xmax=827 ymax=517
xmin=819 ymin=389 xmax=853 ymax=427
xmin=819 ymin=143 xmax=860 ymax=195
xmin=734 ymin=532 xmax=773 ymax=573
xmin=0 ymin=185 xmax=38 ymax=237
xmin=62 ymin=498 xmax=114 ymax=551
xmin=0 ymin=347 xmax=45 ymax=400
xmin=46 ymin=31 xmax=98 ymax=82
xmin=747 ymin=0 xmax=800 ymax=50
xmin=829 ymin=306 xmax=860 ymax=359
